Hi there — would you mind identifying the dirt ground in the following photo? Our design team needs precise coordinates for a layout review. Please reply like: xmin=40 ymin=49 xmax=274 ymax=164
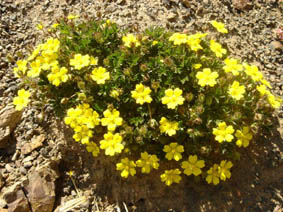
xmin=0 ymin=0 xmax=282 ymax=211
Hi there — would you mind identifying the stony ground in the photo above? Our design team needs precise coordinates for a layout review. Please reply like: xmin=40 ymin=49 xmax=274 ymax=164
xmin=0 ymin=0 xmax=283 ymax=211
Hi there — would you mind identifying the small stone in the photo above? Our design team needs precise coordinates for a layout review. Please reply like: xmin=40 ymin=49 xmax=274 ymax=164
xmin=5 ymin=164 xmax=13 ymax=173
xmin=232 ymin=0 xmax=252 ymax=10
xmin=19 ymin=167 xmax=27 ymax=175
xmin=167 ymin=12 xmax=177 ymax=22
xmin=23 ymin=161 xmax=32 ymax=168
xmin=21 ymin=134 xmax=46 ymax=155
xmin=270 ymin=41 xmax=283 ymax=50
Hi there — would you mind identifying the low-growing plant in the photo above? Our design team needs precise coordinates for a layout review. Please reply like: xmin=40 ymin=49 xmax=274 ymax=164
xmin=12 ymin=15 xmax=282 ymax=186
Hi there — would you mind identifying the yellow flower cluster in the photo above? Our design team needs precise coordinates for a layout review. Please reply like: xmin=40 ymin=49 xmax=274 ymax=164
xmin=161 ymin=88 xmax=185 ymax=109
xmin=14 ymin=38 xmax=61 ymax=82
xmin=159 ymin=117 xmax=179 ymax=136
xmin=131 ymin=83 xmax=152 ymax=105
xmin=168 ymin=32 xmax=207 ymax=51
xmin=196 ymin=68 xmax=219 ymax=87
xmin=13 ymin=89 xmax=31 ymax=111
xmin=122 ymin=34 xmax=141 ymax=48
xmin=64 ymin=104 xmax=100 ymax=144
xmin=206 ymin=160 xmax=233 ymax=185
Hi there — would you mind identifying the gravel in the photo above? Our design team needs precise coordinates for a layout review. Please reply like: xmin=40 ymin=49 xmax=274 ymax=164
xmin=0 ymin=0 xmax=282 ymax=211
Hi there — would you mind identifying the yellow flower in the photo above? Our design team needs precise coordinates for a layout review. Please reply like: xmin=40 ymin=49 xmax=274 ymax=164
xmin=266 ymin=91 xmax=281 ymax=109
xmin=256 ymin=84 xmax=268 ymax=96
xmin=27 ymin=45 xmax=42 ymax=61
xmin=235 ymin=126 xmax=253 ymax=148
xmin=70 ymin=54 xmax=90 ymax=70
xmin=64 ymin=107 xmax=83 ymax=128
xmin=218 ymin=160 xmax=233 ymax=181
xmin=47 ymin=66 xmax=69 ymax=86
xmin=13 ymin=60 xmax=28 ymax=77
xmin=101 ymin=108 xmax=123 ymax=131
xmin=136 ymin=152 xmax=159 ymax=173
xmin=122 ymin=34 xmax=141 ymax=48
xmin=193 ymin=64 xmax=202 ymax=69
xmin=67 ymin=14 xmax=79 ymax=20
xmin=36 ymin=23 xmax=43 ymax=30
xmin=159 ymin=117 xmax=179 ymax=136
xmin=206 ymin=164 xmax=220 ymax=185
xmin=260 ymin=79 xmax=272 ymax=89
xmin=213 ymin=122 xmax=234 ymax=143
xmin=52 ymin=23 xmax=59 ymax=28
xmin=243 ymin=63 xmax=263 ymax=82
xmin=186 ymin=33 xmax=206 ymax=51
xmin=196 ymin=68 xmax=219 ymax=87
xmin=42 ymin=38 xmax=60 ymax=56
xmin=228 ymin=81 xmax=245 ymax=100
xmin=110 ymin=90 xmax=120 ymax=98
xmin=116 ymin=158 xmax=136 ymax=178
xmin=169 ymin=33 xmax=188 ymax=45
xmin=160 ymin=169 xmax=182 ymax=186
xmin=223 ymin=58 xmax=243 ymax=76
xmin=210 ymin=20 xmax=228 ymax=33
xmin=27 ymin=59 xmax=42 ymax=78
xmin=210 ymin=40 xmax=227 ymax=58
xmin=64 ymin=104 xmax=100 ymax=129
xmin=131 ymin=83 xmax=152 ymax=105
xmin=90 ymin=66 xmax=110 ymax=84
xmin=163 ymin=142 xmax=184 ymax=161
xmin=100 ymin=132 xmax=124 ymax=156
xmin=73 ymin=125 xmax=93 ymax=144
xmin=37 ymin=53 xmax=58 ymax=71
xmin=90 ymin=56 xmax=98 ymax=66
xmin=86 ymin=142 xmax=100 ymax=157
xmin=161 ymin=88 xmax=185 ymax=109
xmin=152 ymin=40 xmax=158 ymax=46
xmin=181 ymin=155 xmax=205 ymax=176
xmin=13 ymin=89 xmax=31 ymax=111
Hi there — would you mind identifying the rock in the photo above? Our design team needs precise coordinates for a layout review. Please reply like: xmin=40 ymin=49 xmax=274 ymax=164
xmin=0 ymin=181 xmax=30 ymax=212
xmin=24 ymin=160 xmax=59 ymax=212
xmin=232 ymin=0 xmax=252 ymax=10
xmin=21 ymin=134 xmax=45 ymax=155
xmin=270 ymin=41 xmax=283 ymax=50
xmin=167 ymin=12 xmax=177 ymax=22
xmin=0 ymin=106 xmax=22 ymax=148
